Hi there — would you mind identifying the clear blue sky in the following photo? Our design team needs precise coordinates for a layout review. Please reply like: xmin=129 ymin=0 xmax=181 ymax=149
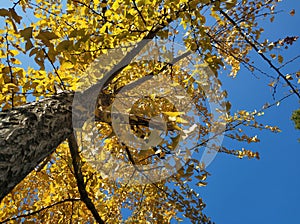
xmin=0 ymin=1 xmax=299 ymax=223
xmin=200 ymin=1 xmax=300 ymax=223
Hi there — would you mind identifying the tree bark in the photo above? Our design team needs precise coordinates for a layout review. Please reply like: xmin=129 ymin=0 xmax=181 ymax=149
xmin=0 ymin=92 xmax=74 ymax=202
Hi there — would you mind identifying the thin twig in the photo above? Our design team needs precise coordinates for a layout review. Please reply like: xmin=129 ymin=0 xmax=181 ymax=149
xmin=12 ymin=0 xmax=22 ymax=9
xmin=42 ymin=48 xmax=66 ymax=91
xmin=132 ymin=0 xmax=147 ymax=26
xmin=4 ymin=23 xmax=15 ymax=108
xmin=0 ymin=198 xmax=81 ymax=223
xmin=278 ymin=54 xmax=300 ymax=69
xmin=72 ymin=0 xmax=102 ymax=16
xmin=219 ymin=10 xmax=300 ymax=99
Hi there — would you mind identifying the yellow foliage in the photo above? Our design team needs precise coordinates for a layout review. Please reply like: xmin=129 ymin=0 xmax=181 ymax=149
xmin=0 ymin=0 xmax=291 ymax=223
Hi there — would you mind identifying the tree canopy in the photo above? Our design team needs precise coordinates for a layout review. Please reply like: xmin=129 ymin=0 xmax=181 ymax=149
xmin=0 ymin=0 xmax=299 ymax=223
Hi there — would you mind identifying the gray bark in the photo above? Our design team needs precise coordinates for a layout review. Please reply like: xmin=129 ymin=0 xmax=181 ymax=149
xmin=0 ymin=92 xmax=74 ymax=202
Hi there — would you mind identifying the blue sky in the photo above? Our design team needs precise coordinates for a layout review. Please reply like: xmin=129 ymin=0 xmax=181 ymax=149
xmin=200 ymin=1 xmax=300 ymax=223
xmin=0 ymin=0 xmax=299 ymax=223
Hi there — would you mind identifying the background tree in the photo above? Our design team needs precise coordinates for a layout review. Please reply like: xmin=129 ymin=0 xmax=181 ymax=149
xmin=0 ymin=0 xmax=299 ymax=223
xmin=292 ymin=109 xmax=300 ymax=130
xmin=292 ymin=109 xmax=300 ymax=142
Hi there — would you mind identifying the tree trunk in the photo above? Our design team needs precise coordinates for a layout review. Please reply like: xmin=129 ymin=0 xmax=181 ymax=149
xmin=0 ymin=92 xmax=74 ymax=202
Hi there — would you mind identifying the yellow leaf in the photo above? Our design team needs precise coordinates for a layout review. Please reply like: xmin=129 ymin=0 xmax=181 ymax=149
xmin=196 ymin=174 xmax=207 ymax=181
xmin=278 ymin=55 xmax=283 ymax=64
xmin=173 ymin=124 xmax=182 ymax=131
xmin=168 ymin=116 xmax=177 ymax=121
xmin=111 ymin=1 xmax=120 ymax=11
xmin=4 ymin=83 xmax=19 ymax=92
xmin=10 ymin=58 xmax=21 ymax=65
xmin=61 ymin=61 xmax=74 ymax=69
xmin=176 ymin=117 xmax=189 ymax=124
xmin=163 ymin=111 xmax=185 ymax=117
xmin=196 ymin=181 xmax=207 ymax=187
xmin=9 ymin=50 xmax=19 ymax=56
xmin=268 ymin=80 xmax=275 ymax=87
xmin=285 ymin=74 xmax=293 ymax=80
xmin=150 ymin=93 xmax=156 ymax=101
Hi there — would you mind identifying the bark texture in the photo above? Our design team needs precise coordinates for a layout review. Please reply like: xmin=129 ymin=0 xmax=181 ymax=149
xmin=0 ymin=92 xmax=74 ymax=202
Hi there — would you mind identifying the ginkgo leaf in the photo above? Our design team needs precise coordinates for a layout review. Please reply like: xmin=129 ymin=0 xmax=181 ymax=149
xmin=8 ymin=50 xmax=19 ymax=56
xmin=0 ymin=8 xmax=9 ymax=17
xmin=20 ymin=27 xmax=33 ymax=40
xmin=225 ymin=101 xmax=231 ymax=112
xmin=196 ymin=181 xmax=207 ymax=187
xmin=290 ymin=9 xmax=295 ymax=16
xmin=176 ymin=117 xmax=189 ymax=124
xmin=268 ymin=80 xmax=276 ymax=87
xmin=10 ymin=58 xmax=21 ymax=65
xmin=285 ymin=74 xmax=293 ymax=80
xmin=36 ymin=31 xmax=59 ymax=44
xmin=4 ymin=83 xmax=19 ymax=92
xmin=56 ymin=40 xmax=73 ymax=52
xmin=278 ymin=55 xmax=283 ymax=63
xmin=61 ymin=61 xmax=74 ymax=69
xmin=111 ymin=1 xmax=120 ymax=11
xmin=162 ymin=111 xmax=185 ymax=117
xmin=9 ymin=8 xmax=22 ymax=24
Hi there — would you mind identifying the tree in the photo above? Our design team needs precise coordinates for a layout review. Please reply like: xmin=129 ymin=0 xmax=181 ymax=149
xmin=292 ymin=109 xmax=300 ymax=142
xmin=0 ymin=0 xmax=298 ymax=223
xmin=292 ymin=109 xmax=300 ymax=130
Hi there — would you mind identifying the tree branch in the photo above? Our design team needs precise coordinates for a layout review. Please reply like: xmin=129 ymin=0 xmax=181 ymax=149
xmin=68 ymin=132 xmax=105 ymax=224
xmin=0 ymin=198 xmax=80 ymax=223
xmin=219 ymin=10 xmax=300 ymax=99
